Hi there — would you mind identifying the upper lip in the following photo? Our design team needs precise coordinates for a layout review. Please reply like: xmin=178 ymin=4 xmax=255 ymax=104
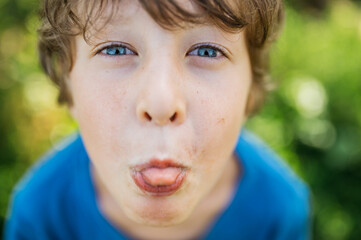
xmin=132 ymin=158 xmax=187 ymax=171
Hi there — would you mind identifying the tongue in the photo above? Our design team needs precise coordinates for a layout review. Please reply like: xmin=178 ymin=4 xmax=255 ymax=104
xmin=141 ymin=167 xmax=182 ymax=186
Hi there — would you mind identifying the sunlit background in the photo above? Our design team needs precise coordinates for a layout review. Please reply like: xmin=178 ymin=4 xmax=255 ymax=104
xmin=1 ymin=0 xmax=361 ymax=239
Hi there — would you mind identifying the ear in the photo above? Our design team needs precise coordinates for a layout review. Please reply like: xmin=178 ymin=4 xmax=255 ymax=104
xmin=245 ymin=92 xmax=255 ymax=117
xmin=64 ymin=76 xmax=77 ymax=120
xmin=245 ymin=82 xmax=256 ymax=117
xmin=68 ymin=103 xmax=78 ymax=121
xmin=245 ymin=82 xmax=264 ymax=117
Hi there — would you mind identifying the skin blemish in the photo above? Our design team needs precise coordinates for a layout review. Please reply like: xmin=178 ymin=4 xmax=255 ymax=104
xmin=217 ymin=118 xmax=225 ymax=124
xmin=192 ymin=144 xmax=197 ymax=155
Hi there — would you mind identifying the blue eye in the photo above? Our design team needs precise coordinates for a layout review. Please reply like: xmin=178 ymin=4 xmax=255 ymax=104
xmin=100 ymin=45 xmax=136 ymax=56
xmin=197 ymin=47 xmax=217 ymax=57
xmin=188 ymin=45 xmax=224 ymax=58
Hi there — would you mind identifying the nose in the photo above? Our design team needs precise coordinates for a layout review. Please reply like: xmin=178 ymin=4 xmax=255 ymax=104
xmin=136 ymin=64 xmax=186 ymax=126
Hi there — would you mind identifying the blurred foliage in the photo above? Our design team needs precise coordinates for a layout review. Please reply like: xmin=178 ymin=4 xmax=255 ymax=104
xmin=0 ymin=0 xmax=361 ymax=239
xmin=247 ymin=1 xmax=361 ymax=239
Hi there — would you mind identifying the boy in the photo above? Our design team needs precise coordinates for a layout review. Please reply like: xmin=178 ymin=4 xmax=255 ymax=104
xmin=4 ymin=0 xmax=310 ymax=239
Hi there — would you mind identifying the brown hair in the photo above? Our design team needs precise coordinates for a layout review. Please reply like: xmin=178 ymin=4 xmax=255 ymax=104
xmin=38 ymin=0 xmax=284 ymax=115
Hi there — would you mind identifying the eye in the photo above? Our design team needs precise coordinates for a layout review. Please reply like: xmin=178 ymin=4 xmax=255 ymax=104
xmin=187 ymin=44 xmax=226 ymax=58
xmin=97 ymin=44 xmax=136 ymax=56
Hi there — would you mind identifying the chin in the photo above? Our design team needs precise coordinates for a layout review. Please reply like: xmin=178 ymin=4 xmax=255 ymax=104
xmin=121 ymin=194 xmax=196 ymax=227
xmin=141 ymin=216 xmax=188 ymax=228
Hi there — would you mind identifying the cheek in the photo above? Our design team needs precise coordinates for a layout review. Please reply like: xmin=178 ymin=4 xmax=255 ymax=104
xmin=192 ymin=69 xmax=250 ymax=165
xmin=72 ymin=69 xmax=127 ymax=121
xmin=192 ymin=73 xmax=249 ymax=138
xmin=70 ymin=70 xmax=132 ymax=157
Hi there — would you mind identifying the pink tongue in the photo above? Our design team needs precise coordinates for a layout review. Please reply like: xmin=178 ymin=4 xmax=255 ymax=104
xmin=141 ymin=167 xmax=182 ymax=186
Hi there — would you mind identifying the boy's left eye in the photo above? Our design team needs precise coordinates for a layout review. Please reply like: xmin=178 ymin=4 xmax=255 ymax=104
xmin=187 ymin=45 xmax=225 ymax=58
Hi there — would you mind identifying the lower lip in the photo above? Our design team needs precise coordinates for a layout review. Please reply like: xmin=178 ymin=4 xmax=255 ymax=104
xmin=131 ymin=169 xmax=187 ymax=196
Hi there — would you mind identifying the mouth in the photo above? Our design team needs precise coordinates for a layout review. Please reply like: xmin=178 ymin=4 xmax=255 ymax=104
xmin=131 ymin=159 xmax=188 ymax=196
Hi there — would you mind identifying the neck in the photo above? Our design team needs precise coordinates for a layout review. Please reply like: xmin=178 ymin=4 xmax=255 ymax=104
xmin=92 ymin=154 xmax=241 ymax=240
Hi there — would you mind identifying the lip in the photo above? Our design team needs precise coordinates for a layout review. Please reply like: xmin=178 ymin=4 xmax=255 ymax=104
xmin=131 ymin=159 xmax=188 ymax=196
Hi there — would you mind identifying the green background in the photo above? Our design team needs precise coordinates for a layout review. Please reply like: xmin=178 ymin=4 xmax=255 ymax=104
xmin=1 ymin=0 xmax=361 ymax=239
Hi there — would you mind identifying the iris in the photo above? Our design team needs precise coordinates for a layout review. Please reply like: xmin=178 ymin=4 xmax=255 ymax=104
xmin=197 ymin=47 xmax=217 ymax=58
xmin=106 ymin=46 xmax=126 ymax=55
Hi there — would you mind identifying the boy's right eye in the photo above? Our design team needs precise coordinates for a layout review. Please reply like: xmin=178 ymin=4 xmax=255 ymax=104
xmin=97 ymin=44 xmax=136 ymax=56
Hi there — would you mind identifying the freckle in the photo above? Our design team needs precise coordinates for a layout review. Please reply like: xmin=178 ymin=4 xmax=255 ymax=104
xmin=187 ymin=148 xmax=192 ymax=159
xmin=192 ymin=145 xmax=197 ymax=154
xmin=217 ymin=118 xmax=225 ymax=124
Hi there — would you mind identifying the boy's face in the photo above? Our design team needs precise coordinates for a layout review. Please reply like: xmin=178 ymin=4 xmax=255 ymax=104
xmin=69 ymin=0 xmax=251 ymax=226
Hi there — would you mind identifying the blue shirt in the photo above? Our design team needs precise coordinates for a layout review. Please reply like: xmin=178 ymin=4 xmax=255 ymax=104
xmin=4 ymin=131 xmax=311 ymax=239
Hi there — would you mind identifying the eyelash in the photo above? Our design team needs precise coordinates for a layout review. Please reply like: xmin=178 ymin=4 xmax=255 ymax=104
xmin=95 ymin=42 xmax=227 ymax=58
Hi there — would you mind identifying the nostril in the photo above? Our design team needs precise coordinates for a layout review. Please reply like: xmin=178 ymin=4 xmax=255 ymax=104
xmin=144 ymin=112 xmax=152 ymax=121
xmin=170 ymin=112 xmax=177 ymax=122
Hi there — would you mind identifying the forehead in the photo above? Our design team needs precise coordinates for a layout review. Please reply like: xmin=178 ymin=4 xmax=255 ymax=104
xmin=78 ymin=0 xmax=246 ymax=39
xmin=84 ymin=0 xmax=205 ymax=31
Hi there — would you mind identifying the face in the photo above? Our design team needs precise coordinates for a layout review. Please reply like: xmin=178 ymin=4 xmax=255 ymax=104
xmin=69 ymin=0 xmax=251 ymax=227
